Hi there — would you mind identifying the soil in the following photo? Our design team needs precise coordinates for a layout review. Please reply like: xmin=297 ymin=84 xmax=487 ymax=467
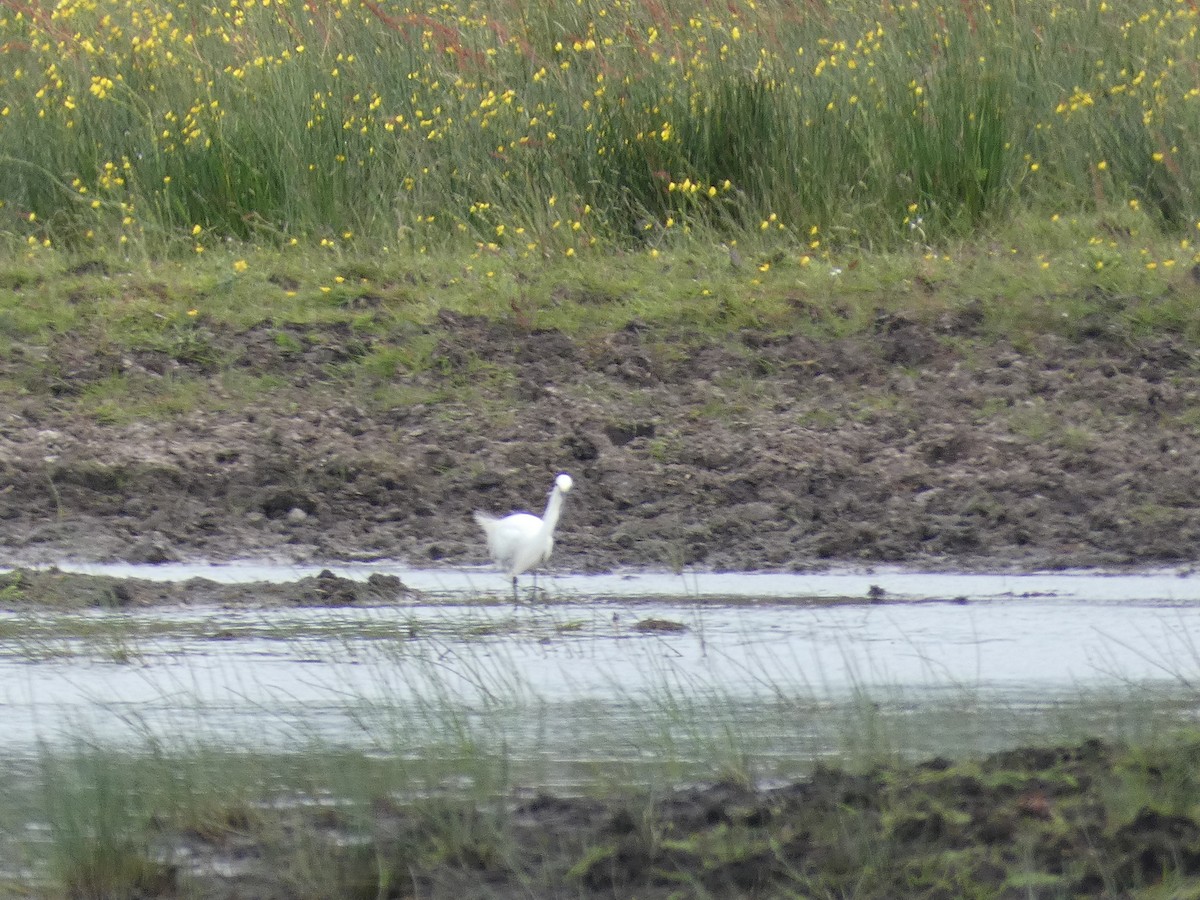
xmin=3 ymin=311 xmax=1200 ymax=572
xmin=139 ymin=738 xmax=1200 ymax=899
xmin=0 ymin=566 xmax=411 ymax=608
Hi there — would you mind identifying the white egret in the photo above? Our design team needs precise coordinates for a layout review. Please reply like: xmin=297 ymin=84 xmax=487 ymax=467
xmin=474 ymin=473 xmax=573 ymax=602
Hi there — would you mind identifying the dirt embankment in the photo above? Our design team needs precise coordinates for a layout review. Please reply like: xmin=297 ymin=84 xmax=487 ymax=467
xmin=2 ymin=310 xmax=1200 ymax=571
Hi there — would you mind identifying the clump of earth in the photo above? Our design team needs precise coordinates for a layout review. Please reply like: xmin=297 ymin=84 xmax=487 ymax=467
xmin=2 ymin=311 xmax=1200 ymax=572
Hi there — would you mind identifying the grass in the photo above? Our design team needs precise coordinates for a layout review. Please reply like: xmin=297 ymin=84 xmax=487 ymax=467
xmin=2 ymin=214 xmax=1200 ymax=429
xmin=7 ymin=688 xmax=1200 ymax=897
xmin=6 ymin=0 xmax=1200 ymax=256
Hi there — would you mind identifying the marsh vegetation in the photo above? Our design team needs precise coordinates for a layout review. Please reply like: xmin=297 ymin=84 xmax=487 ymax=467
xmin=5 ymin=0 xmax=1200 ymax=894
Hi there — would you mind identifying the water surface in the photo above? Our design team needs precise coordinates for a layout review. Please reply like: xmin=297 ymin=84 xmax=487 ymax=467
xmin=47 ymin=559 xmax=1200 ymax=603
xmin=2 ymin=563 xmax=1199 ymax=772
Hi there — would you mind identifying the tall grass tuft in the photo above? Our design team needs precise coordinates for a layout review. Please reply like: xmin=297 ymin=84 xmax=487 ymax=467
xmin=38 ymin=748 xmax=176 ymax=898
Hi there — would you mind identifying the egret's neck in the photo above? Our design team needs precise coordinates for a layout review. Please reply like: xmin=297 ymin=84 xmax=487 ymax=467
xmin=541 ymin=486 xmax=566 ymax=533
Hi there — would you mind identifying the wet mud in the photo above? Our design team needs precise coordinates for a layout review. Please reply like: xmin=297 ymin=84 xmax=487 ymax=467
xmin=0 ymin=566 xmax=408 ymax=608
xmin=145 ymin=738 xmax=1200 ymax=899
xmin=3 ymin=314 xmax=1200 ymax=572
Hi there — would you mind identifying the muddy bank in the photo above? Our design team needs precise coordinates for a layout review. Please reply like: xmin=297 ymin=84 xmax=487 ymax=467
xmin=0 ymin=567 xmax=410 ymax=609
xmin=3 ymin=313 xmax=1200 ymax=571
xmin=117 ymin=738 xmax=1200 ymax=899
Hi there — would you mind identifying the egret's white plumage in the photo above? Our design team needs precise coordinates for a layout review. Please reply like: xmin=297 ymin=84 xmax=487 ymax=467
xmin=474 ymin=473 xmax=573 ymax=601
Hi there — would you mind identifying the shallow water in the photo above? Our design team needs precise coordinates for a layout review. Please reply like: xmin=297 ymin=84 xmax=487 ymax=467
xmin=1 ymin=563 xmax=1198 ymax=771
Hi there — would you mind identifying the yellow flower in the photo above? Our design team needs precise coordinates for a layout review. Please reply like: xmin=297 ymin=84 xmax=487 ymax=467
xmin=233 ymin=259 xmax=248 ymax=273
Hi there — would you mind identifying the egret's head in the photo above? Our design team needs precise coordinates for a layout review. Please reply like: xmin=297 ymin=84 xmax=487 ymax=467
xmin=555 ymin=473 xmax=574 ymax=493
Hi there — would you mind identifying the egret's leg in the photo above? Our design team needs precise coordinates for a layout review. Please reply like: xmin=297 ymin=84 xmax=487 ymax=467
xmin=511 ymin=576 xmax=519 ymax=605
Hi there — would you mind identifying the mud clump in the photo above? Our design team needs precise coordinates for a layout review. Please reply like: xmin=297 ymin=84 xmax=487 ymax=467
xmin=158 ymin=738 xmax=1200 ymax=899
xmin=0 ymin=567 xmax=166 ymax=607
xmin=631 ymin=617 xmax=688 ymax=633
xmin=289 ymin=569 xmax=407 ymax=606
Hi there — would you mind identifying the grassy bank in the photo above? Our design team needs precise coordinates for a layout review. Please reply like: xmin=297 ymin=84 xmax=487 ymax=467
xmin=5 ymin=0 xmax=1200 ymax=442
xmin=3 ymin=0 xmax=1200 ymax=254
xmin=4 ymin=215 xmax=1200 ymax=423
